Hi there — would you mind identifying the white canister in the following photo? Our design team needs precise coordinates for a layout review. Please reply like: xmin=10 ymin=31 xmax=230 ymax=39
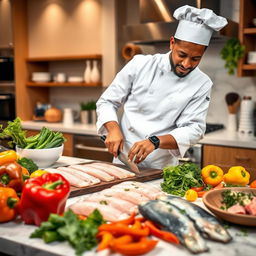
xmin=63 ymin=108 xmax=74 ymax=126
xmin=238 ymin=97 xmax=255 ymax=135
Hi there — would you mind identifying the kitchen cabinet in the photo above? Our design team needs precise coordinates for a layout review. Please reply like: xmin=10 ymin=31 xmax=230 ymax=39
xmin=237 ymin=0 xmax=256 ymax=76
xmin=203 ymin=144 xmax=256 ymax=181
xmin=26 ymin=55 xmax=102 ymax=87
xmin=26 ymin=130 xmax=73 ymax=157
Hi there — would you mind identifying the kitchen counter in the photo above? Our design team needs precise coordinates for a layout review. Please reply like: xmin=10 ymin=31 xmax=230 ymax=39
xmin=199 ymin=129 xmax=256 ymax=149
xmin=22 ymin=121 xmax=256 ymax=149
xmin=22 ymin=121 xmax=98 ymax=135
xmin=0 ymin=158 xmax=256 ymax=256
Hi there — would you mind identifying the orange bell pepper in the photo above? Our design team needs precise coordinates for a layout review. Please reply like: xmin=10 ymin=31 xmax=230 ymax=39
xmin=144 ymin=220 xmax=179 ymax=244
xmin=111 ymin=237 xmax=158 ymax=256
xmin=0 ymin=187 xmax=19 ymax=222
xmin=0 ymin=162 xmax=23 ymax=192
xmin=0 ymin=150 xmax=17 ymax=165
xmin=201 ymin=165 xmax=224 ymax=186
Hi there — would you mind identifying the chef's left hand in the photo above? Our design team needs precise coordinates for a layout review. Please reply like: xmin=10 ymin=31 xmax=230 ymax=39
xmin=128 ymin=139 xmax=155 ymax=164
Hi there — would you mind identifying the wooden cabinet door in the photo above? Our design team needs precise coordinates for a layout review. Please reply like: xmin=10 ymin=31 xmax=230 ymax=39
xmin=203 ymin=144 xmax=256 ymax=181
xmin=26 ymin=130 xmax=73 ymax=156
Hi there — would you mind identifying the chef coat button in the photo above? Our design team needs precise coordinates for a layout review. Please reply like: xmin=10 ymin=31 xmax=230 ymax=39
xmin=160 ymin=71 xmax=164 ymax=76
xmin=129 ymin=127 xmax=135 ymax=132
xmin=149 ymin=90 xmax=154 ymax=94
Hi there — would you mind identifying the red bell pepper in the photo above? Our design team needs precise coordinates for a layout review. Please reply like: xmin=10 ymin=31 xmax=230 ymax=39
xmin=19 ymin=173 xmax=70 ymax=226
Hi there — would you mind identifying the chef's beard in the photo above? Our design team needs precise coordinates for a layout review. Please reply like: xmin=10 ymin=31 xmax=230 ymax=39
xmin=170 ymin=55 xmax=196 ymax=78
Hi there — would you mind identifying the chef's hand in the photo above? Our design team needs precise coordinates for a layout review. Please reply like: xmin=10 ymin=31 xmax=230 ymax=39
xmin=128 ymin=139 xmax=155 ymax=164
xmin=104 ymin=121 xmax=124 ymax=158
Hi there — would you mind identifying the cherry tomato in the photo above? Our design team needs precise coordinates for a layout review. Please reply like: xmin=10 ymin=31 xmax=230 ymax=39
xmin=191 ymin=186 xmax=204 ymax=192
xmin=250 ymin=180 xmax=256 ymax=188
xmin=185 ymin=189 xmax=198 ymax=202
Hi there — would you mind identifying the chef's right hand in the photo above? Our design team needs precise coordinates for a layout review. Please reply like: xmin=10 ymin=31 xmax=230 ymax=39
xmin=105 ymin=131 xmax=124 ymax=158
xmin=103 ymin=121 xmax=124 ymax=158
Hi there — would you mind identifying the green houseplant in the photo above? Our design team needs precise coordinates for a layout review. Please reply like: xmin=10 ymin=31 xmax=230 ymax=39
xmin=80 ymin=101 xmax=97 ymax=124
xmin=220 ymin=38 xmax=245 ymax=75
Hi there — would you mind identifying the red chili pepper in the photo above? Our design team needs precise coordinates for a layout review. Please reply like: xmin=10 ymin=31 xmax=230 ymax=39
xmin=98 ymin=223 xmax=150 ymax=237
xmin=111 ymin=237 xmax=158 ymax=256
xmin=18 ymin=173 xmax=70 ymax=226
xmin=144 ymin=220 xmax=179 ymax=244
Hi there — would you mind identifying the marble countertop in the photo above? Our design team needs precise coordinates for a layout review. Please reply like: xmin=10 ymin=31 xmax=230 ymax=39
xmin=22 ymin=121 xmax=256 ymax=149
xmin=0 ymin=157 xmax=256 ymax=256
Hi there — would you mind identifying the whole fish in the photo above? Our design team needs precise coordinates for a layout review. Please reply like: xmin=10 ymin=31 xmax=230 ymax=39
xmin=159 ymin=195 xmax=232 ymax=243
xmin=139 ymin=200 xmax=208 ymax=254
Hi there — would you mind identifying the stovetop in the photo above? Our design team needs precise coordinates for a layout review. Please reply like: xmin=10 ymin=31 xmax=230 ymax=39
xmin=205 ymin=123 xmax=224 ymax=134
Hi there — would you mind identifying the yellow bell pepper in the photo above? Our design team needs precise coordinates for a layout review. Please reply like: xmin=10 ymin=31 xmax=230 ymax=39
xmin=30 ymin=170 xmax=48 ymax=178
xmin=0 ymin=150 xmax=17 ymax=166
xmin=223 ymin=166 xmax=250 ymax=186
xmin=201 ymin=165 xmax=223 ymax=186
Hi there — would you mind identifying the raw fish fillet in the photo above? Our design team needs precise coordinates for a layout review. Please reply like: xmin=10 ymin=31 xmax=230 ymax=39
xmin=57 ymin=166 xmax=100 ymax=185
xmin=85 ymin=193 xmax=138 ymax=214
xmin=113 ymin=183 xmax=163 ymax=200
xmin=101 ymin=187 xmax=149 ymax=204
xmin=86 ymin=163 xmax=134 ymax=179
xmin=70 ymin=165 xmax=115 ymax=181
xmin=69 ymin=201 xmax=127 ymax=222
xmin=46 ymin=168 xmax=89 ymax=188
xmin=118 ymin=181 xmax=161 ymax=194
xmin=88 ymin=162 xmax=135 ymax=178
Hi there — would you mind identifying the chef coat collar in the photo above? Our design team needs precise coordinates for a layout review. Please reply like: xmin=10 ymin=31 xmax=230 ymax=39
xmin=159 ymin=52 xmax=172 ymax=73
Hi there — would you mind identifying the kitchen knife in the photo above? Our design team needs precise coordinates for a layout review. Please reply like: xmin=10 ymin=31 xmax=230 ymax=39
xmin=100 ymin=135 xmax=140 ymax=174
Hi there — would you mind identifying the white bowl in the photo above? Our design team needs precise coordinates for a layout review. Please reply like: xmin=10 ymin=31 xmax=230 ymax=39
xmin=16 ymin=144 xmax=64 ymax=168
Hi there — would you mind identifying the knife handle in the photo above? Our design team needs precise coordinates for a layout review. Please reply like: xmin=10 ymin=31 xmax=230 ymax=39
xmin=100 ymin=135 xmax=120 ymax=155
xmin=100 ymin=135 xmax=106 ymax=142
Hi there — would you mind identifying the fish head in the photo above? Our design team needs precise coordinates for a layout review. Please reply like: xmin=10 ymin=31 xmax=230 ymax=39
xmin=203 ymin=223 xmax=232 ymax=243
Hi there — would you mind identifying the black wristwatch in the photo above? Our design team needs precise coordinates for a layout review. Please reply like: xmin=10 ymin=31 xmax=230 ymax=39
xmin=148 ymin=136 xmax=160 ymax=149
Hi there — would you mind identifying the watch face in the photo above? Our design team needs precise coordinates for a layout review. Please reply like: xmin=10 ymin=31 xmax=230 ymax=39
xmin=151 ymin=136 xmax=159 ymax=143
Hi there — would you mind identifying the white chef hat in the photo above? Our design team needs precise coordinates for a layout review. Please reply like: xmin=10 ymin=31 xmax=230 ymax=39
xmin=173 ymin=5 xmax=228 ymax=46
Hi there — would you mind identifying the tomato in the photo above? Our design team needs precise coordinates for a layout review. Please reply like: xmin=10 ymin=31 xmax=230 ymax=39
xmin=197 ymin=191 xmax=208 ymax=198
xmin=250 ymin=180 xmax=256 ymax=188
xmin=185 ymin=189 xmax=198 ymax=202
xmin=191 ymin=186 xmax=204 ymax=192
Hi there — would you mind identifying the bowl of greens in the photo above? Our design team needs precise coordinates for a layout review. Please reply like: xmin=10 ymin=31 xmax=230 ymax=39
xmin=16 ymin=144 xmax=64 ymax=168
xmin=0 ymin=117 xmax=66 ymax=168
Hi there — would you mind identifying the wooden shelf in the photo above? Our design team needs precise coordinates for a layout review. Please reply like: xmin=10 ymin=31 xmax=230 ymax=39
xmin=243 ymin=28 xmax=256 ymax=34
xmin=26 ymin=55 xmax=102 ymax=62
xmin=26 ymin=81 xmax=102 ymax=87
xmin=242 ymin=64 xmax=256 ymax=70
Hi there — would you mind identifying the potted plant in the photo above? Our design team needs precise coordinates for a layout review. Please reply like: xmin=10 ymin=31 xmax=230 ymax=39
xmin=80 ymin=101 xmax=97 ymax=124
xmin=220 ymin=38 xmax=245 ymax=75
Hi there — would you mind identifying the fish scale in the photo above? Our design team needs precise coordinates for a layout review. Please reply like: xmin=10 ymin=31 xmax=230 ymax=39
xmin=159 ymin=195 xmax=232 ymax=243
xmin=139 ymin=200 xmax=209 ymax=254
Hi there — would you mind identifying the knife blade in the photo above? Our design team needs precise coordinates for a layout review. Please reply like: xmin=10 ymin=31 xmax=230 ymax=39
xmin=100 ymin=135 xmax=140 ymax=174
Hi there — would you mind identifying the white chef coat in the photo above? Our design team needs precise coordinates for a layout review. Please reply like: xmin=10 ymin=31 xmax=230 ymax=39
xmin=96 ymin=52 xmax=212 ymax=169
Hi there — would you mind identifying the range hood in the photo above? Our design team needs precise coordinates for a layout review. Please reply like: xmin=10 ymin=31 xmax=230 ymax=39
xmin=124 ymin=0 xmax=238 ymax=44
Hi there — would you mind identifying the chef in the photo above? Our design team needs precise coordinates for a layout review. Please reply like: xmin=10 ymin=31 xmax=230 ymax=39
xmin=96 ymin=5 xmax=227 ymax=169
